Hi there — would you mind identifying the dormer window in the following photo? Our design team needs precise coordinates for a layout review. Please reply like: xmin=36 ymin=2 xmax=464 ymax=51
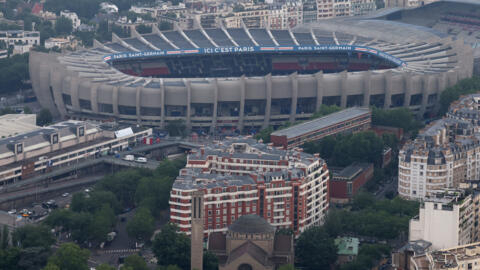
xmin=78 ymin=126 xmax=85 ymax=137
xmin=16 ymin=143 xmax=23 ymax=154
xmin=51 ymin=133 xmax=58 ymax=144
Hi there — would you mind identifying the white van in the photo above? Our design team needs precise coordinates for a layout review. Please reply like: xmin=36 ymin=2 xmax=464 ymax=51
xmin=135 ymin=157 xmax=147 ymax=163
xmin=123 ymin=155 xmax=134 ymax=161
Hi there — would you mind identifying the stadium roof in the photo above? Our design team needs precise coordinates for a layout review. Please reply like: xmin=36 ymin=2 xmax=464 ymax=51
xmin=271 ymin=107 xmax=371 ymax=139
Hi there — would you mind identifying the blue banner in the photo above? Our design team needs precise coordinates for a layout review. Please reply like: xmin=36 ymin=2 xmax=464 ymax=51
xmin=103 ymin=45 xmax=406 ymax=67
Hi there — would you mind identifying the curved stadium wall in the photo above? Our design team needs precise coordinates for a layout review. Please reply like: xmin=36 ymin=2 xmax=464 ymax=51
xmin=30 ymin=24 xmax=474 ymax=133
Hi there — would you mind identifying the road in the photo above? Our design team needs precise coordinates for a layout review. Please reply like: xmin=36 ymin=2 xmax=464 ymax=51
xmin=375 ymin=176 xmax=398 ymax=199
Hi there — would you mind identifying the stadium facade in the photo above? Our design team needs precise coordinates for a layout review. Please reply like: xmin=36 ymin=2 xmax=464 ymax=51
xmin=30 ymin=8 xmax=474 ymax=132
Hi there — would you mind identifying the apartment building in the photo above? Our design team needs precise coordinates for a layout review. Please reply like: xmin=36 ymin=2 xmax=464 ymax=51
xmin=410 ymin=242 xmax=480 ymax=270
xmin=398 ymin=118 xmax=480 ymax=200
xmin=409 ymin=189 xmax=475 ymax=250
xmin=270 ymin=107 xmax=371 ymax=149
xmin=350 ymin=0 xmax=376 ymax=16
xmin=169 ymin=137 xmax=330 ymax=235
xmin=447 ymin=94 xmax=480 ymax=129
xmin=311 ymin=0 xmax=375 ymax=20
xmin=0 ymin=30 xmax=40 ymax=54
xmin=0 ymin=119 xmax=152 ymax=185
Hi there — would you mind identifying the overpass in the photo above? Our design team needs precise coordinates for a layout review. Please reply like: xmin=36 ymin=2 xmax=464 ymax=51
xmin=0 ymin=140 xmax=200 ymax=209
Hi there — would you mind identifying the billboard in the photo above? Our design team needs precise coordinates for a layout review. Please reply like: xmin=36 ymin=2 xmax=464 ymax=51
xmin=103 ymin=45 xmax=406 ymax=67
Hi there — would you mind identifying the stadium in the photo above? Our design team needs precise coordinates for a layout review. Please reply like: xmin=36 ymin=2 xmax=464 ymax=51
xmin=30 ymin=1 xmax=476 ymax=134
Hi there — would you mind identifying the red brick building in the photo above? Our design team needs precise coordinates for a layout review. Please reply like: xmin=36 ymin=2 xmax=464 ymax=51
xmin=330 ymin=162 xmax=374 ymax=204
xmin=169 ymin=137 xmax=330 ymax=235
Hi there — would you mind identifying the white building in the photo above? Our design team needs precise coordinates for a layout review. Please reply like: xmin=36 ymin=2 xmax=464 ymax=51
xmin=398 ymin=118 xmax=480 ymax=200
xmin=410 ymin=242 xmax=480 ymax=270
xmin=409 ymin=190 xmax=475 ymax=250
xmin=44 ymin=36 xmax=77 ymax=50
xmin=60 ymin=10 xmax=81 ymax=30
xmin=0 ymin=31 xmax=40 ymax=54
xmin=100 ymin=2 xmax=119 ymax=14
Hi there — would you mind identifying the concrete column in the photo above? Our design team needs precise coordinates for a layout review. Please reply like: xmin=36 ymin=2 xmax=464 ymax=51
xmin=263 ymin=74 xmax=272 ymax=129
xmin=383 ymin=71 xmax=393 ymax=109
xmin=435 ymin=73 xmax=447 ymax=112
xmin=290 ymin=72 xmax=298 ymax=123
xmin=211 ymin=79 xmax=219 ymax=133
xmin=363 ymin=71 xmax=371 ymax=107
xmin=238 ymin=76 xmax=246 ymax=131
xmin=50 ymin=67 xmax=67 ymax=116
xmin=71 ymin=77 xmax=80 ymax=111
xmin=419 ymin=75 xmax=431 ymax=116
xmin=403 ymin=72 xmax=412 ymax=107
xmin=340 ymin=71 xmax=348 ymax=108
xmin=112 ymin=86 xmax=119 ymax=116
xmin=91 ymin=83 xmax=99 ymax=113
xmin=315 ymin=72 xmax=324 ymax=111
xmin=135 ymin=86 xmax=141 ymax=124
xmin=160 ymin=79 xmax=166 ymax=129
xmin=185 ymin=79 xmax=192 ymax=131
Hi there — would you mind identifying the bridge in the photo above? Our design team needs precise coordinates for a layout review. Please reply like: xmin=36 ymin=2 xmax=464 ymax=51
xmin=0 ymin=140 xmax=200 ymax=209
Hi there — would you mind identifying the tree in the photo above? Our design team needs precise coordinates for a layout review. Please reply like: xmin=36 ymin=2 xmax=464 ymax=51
xmin=55 ymin=16 xmax=73 ymax=36
xmin=23 ymin=106 xmax=32 ymax=114
xmin=136 ymin=24 xmax=151 ymax=34
xmin=1 ymin=225 xmax=9 ymax=249
xmin=152 ymin=223 xmax=190 ymax=270
xmin=89 ymin=204 xmax=116 ymax=243
xmin=439 ymin=76 xmax=480 ymax=115
xmin=295 ymin=227 xmax=337 ymax=270
xmin=371 ymin=107 xmax=420 ymax=133
xmin=97 ymin=264 xmax=116 ymax=270
xmin=0 ymin=54 xmax=29 ymax=94
xmin=135 ymin=175 xmax=173 ymax=217
xmin=18 ymin=246 xmax=51 ymax=270
xmin=37 ymin=108 xmax=53 ymax=126
xmin=255 ymin=126 xmax=273 ymax=143
xmin=203 ymin=250 xmax=218 ymax=270
xmin=158 ymin=21 xmax=173 ymax=31
xmin=126 ymin=207 xmax=155 ymax=241
xmin=0 ymin=247 xmax=21 ymax=270
xmin=310 ymin=104 xmax=342 ymax=119
xmin=43 ymin=262 xmax=61 ymax=270
xmin=47 ymin=243 xmax=90 ymax=270
xmin=166 ymin=119 xmax=187 ymax=137
xmin=12 ymin=225 xmax=55 ymax=249
xmin=121 ymin=254 xmax=148 ymax=270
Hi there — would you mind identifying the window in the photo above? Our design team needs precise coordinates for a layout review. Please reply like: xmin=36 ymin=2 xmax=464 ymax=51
xmin=16 ymin=143 xmax=22 ymax=154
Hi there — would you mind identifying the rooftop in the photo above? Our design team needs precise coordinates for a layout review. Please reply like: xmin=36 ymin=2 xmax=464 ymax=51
xmin=270 ymin=107 xmax=371 ymax=139
xmin=335 ymin=237 xmax=359 ymax=256
xmin=229 ymin=215 xmax=275 ymax=234
xmin=0 ymin=114 xmax=38 ymax=138
xmin=333 ymin=162 xmax=372 ymax=180
xmin=172 ymin=137 xmax=323 ymax=190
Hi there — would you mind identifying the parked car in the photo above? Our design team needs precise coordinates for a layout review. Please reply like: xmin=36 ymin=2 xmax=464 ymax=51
xmin=62 ymin=192 xmax=69 ymax=197
xmin=135 ymin=157 xmax=147 ymax=163
xmin=7 ymin=209 xmax=16 ymax=215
